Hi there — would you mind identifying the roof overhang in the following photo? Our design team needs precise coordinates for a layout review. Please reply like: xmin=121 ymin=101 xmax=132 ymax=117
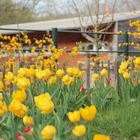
xmin=0 ymin=11 xmax=140 ymax=34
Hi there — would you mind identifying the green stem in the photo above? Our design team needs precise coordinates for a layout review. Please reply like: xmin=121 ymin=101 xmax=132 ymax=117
xmin=10 ymin=113 xmax=16 ymax=140
xmin=28 ymin=89 xmax=35 ymax=117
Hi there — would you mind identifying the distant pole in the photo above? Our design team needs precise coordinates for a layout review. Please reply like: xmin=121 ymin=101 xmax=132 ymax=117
xmin=85 ymin=45 xmax=90 ymax=89
xmin=52 ymin=28 xmax=58 ymax=48
xmin=52 ymin=28 xmax=58 ymax=69
xmin=123 ymin=31 xmax=129 ymax=60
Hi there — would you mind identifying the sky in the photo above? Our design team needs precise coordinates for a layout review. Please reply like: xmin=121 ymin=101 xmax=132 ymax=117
xmin=35 ymin=0 xmax=105 ymax=16
xmin=12 ymin=0 xmax=137 ymax=18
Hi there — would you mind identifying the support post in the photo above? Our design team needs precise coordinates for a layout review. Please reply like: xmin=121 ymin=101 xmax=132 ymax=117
xmin=107 ymin=59 xmax=110 ymax=85
xmin=85 ymin=46 xmax=90 ymax=89
xmin=123 ymin=31 xmax=129 ymax=60
xmin=52 ymin=28 xmax=58 ymax=70
xmin=52 ymin=28 xmax=58 ymax=48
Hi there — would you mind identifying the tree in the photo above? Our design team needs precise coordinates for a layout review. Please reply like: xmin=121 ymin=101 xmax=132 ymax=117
xmin=69 ymin=0 xmax=117 ymax=51
xmin=0 ymin=0 xmax=35 ymax=25
xmin=66 ymin=0 xmax=140 ymax=50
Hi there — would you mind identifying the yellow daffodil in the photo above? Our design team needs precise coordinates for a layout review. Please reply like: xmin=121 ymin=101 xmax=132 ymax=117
xmin=41 ymin=125 xmax=56 ymax=140
xmin=100 ymin=68 xmax=108 ymax=77
xmin=77 ymin=70 xmax=84 ymax=78
xmin=35 ymin=69 xmax=51 ymax=80
xmin=66 ymin=68 xmax=73 ymax=76
xmin=133 ymin=57 xmax=140 ymax=68
xmin=119 ymin=61 xmax=129 ymax=71
xmin=72 ymin=125 xmax=86 ymax=137
xmin=123 ymin=72 xmax=130 ymax=79
xmin=118 ymin=68 xmax=125 ymax=75
xmin=62 ymin=75 xmax=74 ymax=86
xmin=48 ymin=76 xmax=57 ymax=86
xmin=56 ymin=69 xmax=65 ymax=78
xmin=92 ymin=73 xmax=100 ymax=81
xmin=72 ymin=68 xmax=80 ymax=77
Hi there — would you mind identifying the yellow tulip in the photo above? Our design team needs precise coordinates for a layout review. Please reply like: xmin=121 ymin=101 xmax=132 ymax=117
xmin=72 ymin=125 xmax=86 ymax=137
xmin=34 ymin=93 xmax=54 ymax=115
xmin=80 ymin=105 xmax=97 ymax=121
xmin=42 ymin=69 xmax=51 ymax=80
xmin=0 ymin=101 xmax=7 ymax=117
xmin=35 ymin=93 xmax=51 ymax=100
xmin=0 ymin=81 xmax=4 ymax=91
xmin=9 ymin=99 xmax=28 ymax=118
xmin=0 ymin=93 xmax=3 ymax=100
xmin=23 ymin=115 xmax=33 ymax=126
xmin=26 ymin=68 xmax=35 ymax=78
xmin=41 ymin=125 xmax=56 ymax=140
xmin=18 ymin=68 xmax=27 ymax=77
xmin=35 ymin=69 xmax=43 ymax=80
xmin=5 ymin=72 xmax=14 ymax=82
xmin=16 ymin=77 xmax=30 ymax=89
xmin=12 ymin=89 xmax=26 ymax=102
xmin=67 ymin=111 xmax=80 ymax=122
xmin=93 ymin=134 xmax=111 ymax=140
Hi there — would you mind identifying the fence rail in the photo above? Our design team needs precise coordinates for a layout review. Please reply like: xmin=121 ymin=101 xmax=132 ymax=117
xmin=0 ymin=27 xmax=140 ymax=92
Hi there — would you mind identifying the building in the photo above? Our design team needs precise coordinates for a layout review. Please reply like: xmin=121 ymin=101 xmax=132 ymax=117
xmin=0 ymin=11 xmax=140 ymax=67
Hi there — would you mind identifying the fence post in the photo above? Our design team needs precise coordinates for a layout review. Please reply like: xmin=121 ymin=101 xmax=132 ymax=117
xmin=115 ymin=59 xmax=121 ymax=97
xmin=107 ymin=59 xmax=110 ymax=85
xmin=85 ymin=47 xmax=90 ymax=89
xmin=123 ymin=31 xmax=129 ymax=60
xmin=2 ymin=66 xmax=5 ymax=85
xmin=52 ymin=28 xmax=58 ymax=48
xmin=52 ymin=28 xmax=58 ymax=70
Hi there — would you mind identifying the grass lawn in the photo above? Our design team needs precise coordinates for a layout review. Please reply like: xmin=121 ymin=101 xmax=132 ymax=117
xmin=93 ymin=98 xmax=140 ymax=140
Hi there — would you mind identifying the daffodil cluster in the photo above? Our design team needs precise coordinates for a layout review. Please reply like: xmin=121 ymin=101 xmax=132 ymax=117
xmin=133 ymin=57 xmax=140 ymax=72
xmin=92 ymin=68 xmax=108 ymax=82
xmin=118 ymin=61 xmax=131 ymax=79
xmin=0 ymin=32 xmax=112 ymax=140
